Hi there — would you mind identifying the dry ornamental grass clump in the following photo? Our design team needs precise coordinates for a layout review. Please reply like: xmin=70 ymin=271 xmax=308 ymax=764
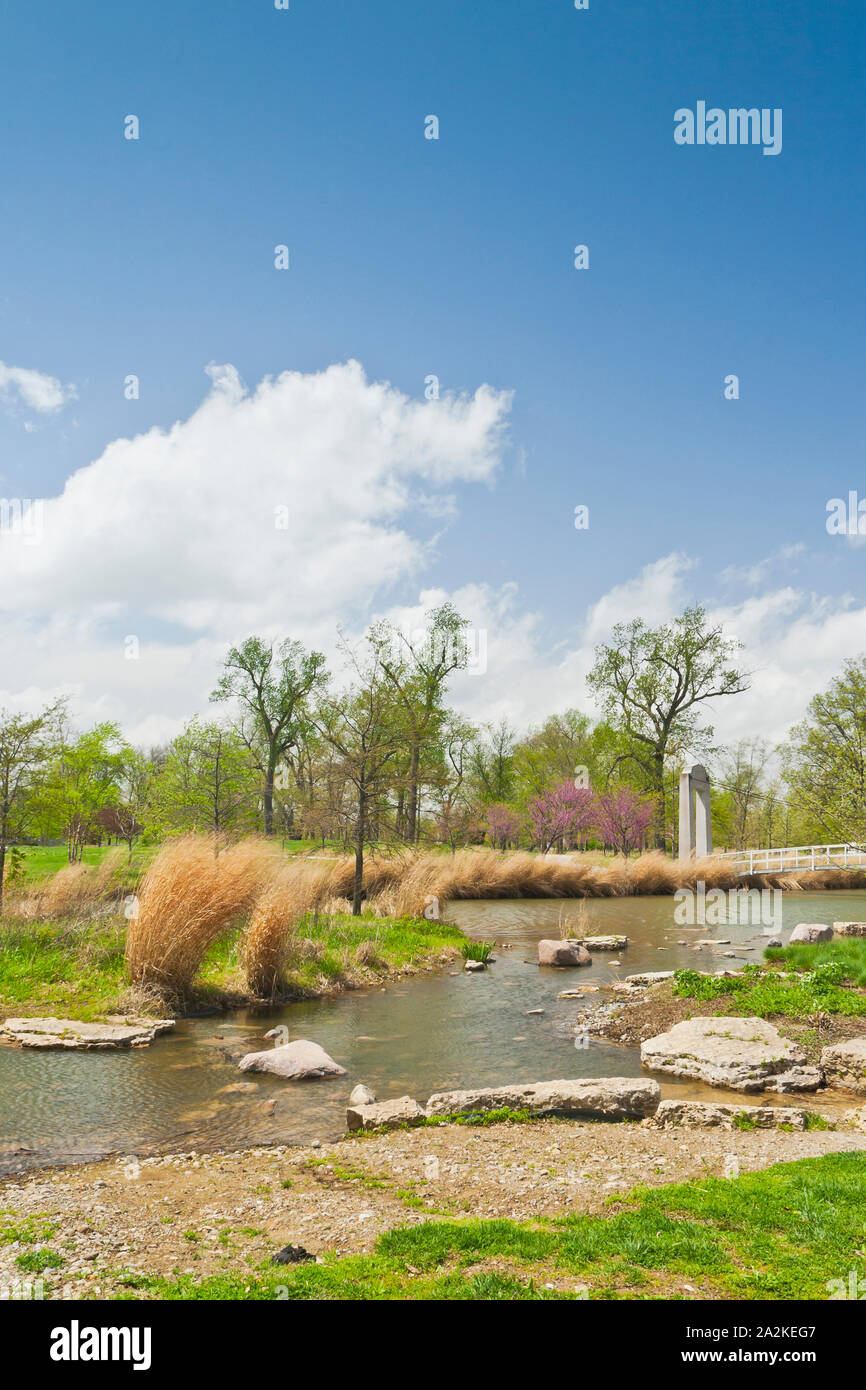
xmin=125 ymin=835 xmax=278 ymax=998
xmin=25 ymin=849 xmax=127 ymax=921
xmin=242 ymin=859 xmax=335 ymax=997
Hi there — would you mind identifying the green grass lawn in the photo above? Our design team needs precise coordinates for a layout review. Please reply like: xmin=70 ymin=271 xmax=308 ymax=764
xmin=13 ymin=839 xmax=347 ymax=884
xmin=96 ymin=1151 xmax=866 ymax=1301
xmin=0 ymin=918 xmax=129 ymax=1020
xmin=13 ymin=844 xmax=153 ymax=881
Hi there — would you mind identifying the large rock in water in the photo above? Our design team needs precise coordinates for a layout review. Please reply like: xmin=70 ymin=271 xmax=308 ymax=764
xmin=646 ymin=1100 xmax=808 ymax=1130
xmin=820 ymin=1038 xmax=866 ymax=1095
xmin=641 ymin=1017 xmax=823 ymax=1093
xmin=580 ymin=935 xmax=628 ymax=951
xmin=346 ymin=1096 xmax=428 ymax=1131
xmin=425 ymin=1077 xmax=660 ymax=1119
xmin=1 ymin=1016 xmax=175 ymax=1050
xmin=238 ymin=1039 xmax=346 ymax=1079
xmin=537 ymin=938 xmax=591 ymax=967
xmin=833 ymin=922 xmax=866 ymax=938
xmin=789 ymin=923 xmax=834 ymax=944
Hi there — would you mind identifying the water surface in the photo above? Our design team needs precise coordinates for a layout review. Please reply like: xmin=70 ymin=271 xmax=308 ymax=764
xmin=1 ymin=891 xmax=862 ymax=1173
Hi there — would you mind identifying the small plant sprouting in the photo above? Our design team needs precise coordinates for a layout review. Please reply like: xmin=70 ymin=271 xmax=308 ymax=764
xmin=460 ymin=940 xmax=494 ymax=963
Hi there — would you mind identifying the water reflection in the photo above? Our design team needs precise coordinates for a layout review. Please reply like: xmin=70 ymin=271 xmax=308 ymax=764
xmin=2 ymin=890 xmax=862 ymax=1173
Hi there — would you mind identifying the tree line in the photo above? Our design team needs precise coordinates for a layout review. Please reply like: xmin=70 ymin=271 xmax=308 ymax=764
xmin=0 ymin=601 xmax=858 ymax=911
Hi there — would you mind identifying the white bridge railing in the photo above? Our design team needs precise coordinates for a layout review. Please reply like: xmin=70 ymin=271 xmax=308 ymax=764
xmin=717 ymin=843 xmax=866 ymax=875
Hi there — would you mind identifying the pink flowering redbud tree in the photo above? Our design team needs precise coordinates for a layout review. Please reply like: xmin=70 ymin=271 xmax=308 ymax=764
xmin=593 ymin=787 xmax=656 ymax=858
xmin=486 ymin=801 xmax=522 ymax=850
xmin=529 ymin=782 xmax=595 ymax=853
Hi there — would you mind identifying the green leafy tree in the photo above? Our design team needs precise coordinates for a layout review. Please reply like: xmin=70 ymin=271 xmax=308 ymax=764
xmin=210 ymin=636 xmax=328 ymax=835
xmin=782 ymin=656 xmax=866 ymax=844
xmin=315 ymin=647 xmax=406 ymax=914
xmin=468 ymin=719 xmax=517 ymax=806
xmin=588 ymin=607 xmax=749 ymax=848
xmin=368 ymin=602 xmax=470 ymax=843
xmin=0 ymin=701 xmax=64 ymax=906
xmin=150 ymin=718 xmax=259 ymax=836
xmin=41 ymin=723 xmax=131 ymax=861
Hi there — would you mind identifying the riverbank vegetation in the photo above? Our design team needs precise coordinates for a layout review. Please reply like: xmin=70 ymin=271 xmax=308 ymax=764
xmin=3 ymin=836 xmax=866 ymax=1019
xmin=595 ymin=939 xmax=866 ymax=1060
xmin=0 ymin=905 xmax=463 ymax=1022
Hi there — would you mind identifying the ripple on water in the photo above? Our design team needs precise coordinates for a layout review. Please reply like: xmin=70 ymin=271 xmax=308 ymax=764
xmin=3 ymin=889 xmax=865 ymax=1171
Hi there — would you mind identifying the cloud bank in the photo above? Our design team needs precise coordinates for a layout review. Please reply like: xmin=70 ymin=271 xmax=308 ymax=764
xmin=0 ymin=360 xmax=857 ymax=754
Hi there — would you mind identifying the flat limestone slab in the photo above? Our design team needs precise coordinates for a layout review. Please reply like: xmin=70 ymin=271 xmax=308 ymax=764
xmin=641 ymin=1016 xmax=823 ymax=1094
xmin=833 ymin=922 xmax=866 ymax=938
xmin=346 ymin=1096 xmax=427 ymax=1131
xmin=646 ymin=1100 xmax=808 ymax=1130
xmin=625 ymin=971 xmax=675 ymax=986
xmin=820 ymin=1038 xmax=866 ymax=1095
xmin=1 ymin=1016 xmax=175 ymax=1050
xmin=238 ymin=1039 xmax=346 ymax=1079
xmin=579 ymin=935 xmax=628 ymax=951
xmin=425 ymin=1076 xmax=660 ymax=1120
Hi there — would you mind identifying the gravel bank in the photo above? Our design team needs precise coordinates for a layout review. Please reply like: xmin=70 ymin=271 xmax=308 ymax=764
xmin=3 ymin=1118 xmax=865 ymax=1298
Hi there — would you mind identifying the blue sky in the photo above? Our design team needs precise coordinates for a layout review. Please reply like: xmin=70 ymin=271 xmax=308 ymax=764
xmin=0 ymin=0 xmax=864 ymax=743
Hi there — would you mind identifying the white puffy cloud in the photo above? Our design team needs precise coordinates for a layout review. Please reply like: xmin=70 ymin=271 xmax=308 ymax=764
xmin=0 ymin=361 xmax=76 ymax=415
xmin=0 ymin=361 xmax=513 ymax=740
xmin=0 ymin=361 xmax=860 ymax=760
xmin=0 ymin=361 xmax=511 ymax=633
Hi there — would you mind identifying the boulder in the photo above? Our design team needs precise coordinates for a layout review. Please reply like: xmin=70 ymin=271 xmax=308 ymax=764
xmin=537 ymin=938 xmax=591 ymax=968
xmin=624 ymin=971 xmax=675 ymax=986
xmin=640 ymin=1016 xmax=823 ymax=1093
xmin=349 ymin=1083 xmax=377 ymax=1106
xmin=764 ymin=938 xmax=782 ymax=948
xmin=425 ymin=1076 xmax=660 ymax=1120
xmin=833 ymin=922 xmax=866 ymax=938
xmin=645 ymin=1100 xmax=807 ymax=1130
xmin=820 ymin=1038 xmax=866 ymax=1095
xmin=0 ymin=1016 xmax=175 ymax=1050
xmin=580 ymin=935 xmax=628 ymax=951
xmin=238 ymin=1039 xmax=346 ymax=1079
xmin=346 ymin=1096 xmax=427 ymax=1131
xmin=789 ymin=923 xmax=834 ymax=944
xmin=464 ymin=959 xmax=486 ymax=972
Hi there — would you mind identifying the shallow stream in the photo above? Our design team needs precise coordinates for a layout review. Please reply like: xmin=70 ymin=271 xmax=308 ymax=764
xmin=1 ymin=891 xmax=862 ymax=1174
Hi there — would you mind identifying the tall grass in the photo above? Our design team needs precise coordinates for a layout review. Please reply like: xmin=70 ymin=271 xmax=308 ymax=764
xmin=20 ymin=838 xmax=866 ymax=1005
xmin=353 ymin=848 xmax=866 ymax=916
xmin=21 ymin=848 xmax=127 ymax=921
xmin=242 ymin=859 xmax=336 ymax=997
xmin=125 ymin=836 xmax=278 ymax=999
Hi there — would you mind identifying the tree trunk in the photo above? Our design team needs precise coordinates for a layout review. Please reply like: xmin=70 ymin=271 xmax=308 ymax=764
xmin=352 ymin=781 xmax=366 ymax=916
xmin=263 ymin=753 xmax=276 ymax=835
xmin=652 ymin=748 xmax=666 ymax=851
xmin=407 ymin=742 xmax=420 ymax=843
